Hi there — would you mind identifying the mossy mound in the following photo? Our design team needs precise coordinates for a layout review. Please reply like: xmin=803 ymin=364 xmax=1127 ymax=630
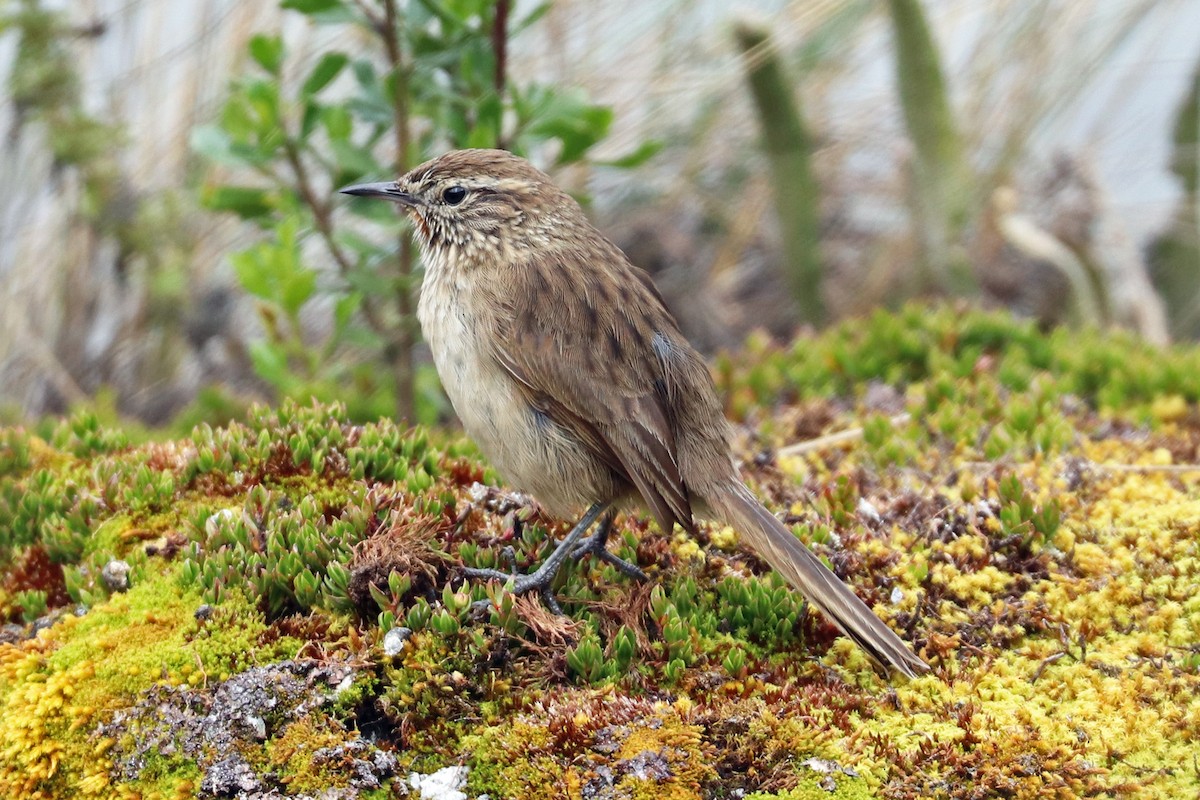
xmin=2 ymin=305 xmax=1199 ymax=799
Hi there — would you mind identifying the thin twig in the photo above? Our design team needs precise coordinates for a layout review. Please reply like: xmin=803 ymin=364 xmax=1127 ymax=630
xmin=281 ymin=138 xmax=389 ymax=337
xmin=1076 ymin=462 xmax=1200 ymax=475
xmin=193 ymin=651 xmax=209 ymax=688
xmin=492 ymin=0 xmax=510 ymax=95
xmin=777 ymin=413 xmax=911 ymax=457
xmin=960 ymin=460 xmax=1200 ymax=475
xmin=782 ymin=416 xmax=1200 ymax=477
xmin=348 ymin=0 xmax=384 ymax=31
xmin=282 ymin=141 xmax=350 ymax=274
xmin=1030 ymin=651 xmax=1066 ymax=684
xmin=381 ymin=0 xmax=416 ymax=422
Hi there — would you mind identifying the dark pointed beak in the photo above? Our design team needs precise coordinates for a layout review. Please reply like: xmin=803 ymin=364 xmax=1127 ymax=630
xmin=339 ymin=181 xmax=419 ymax=206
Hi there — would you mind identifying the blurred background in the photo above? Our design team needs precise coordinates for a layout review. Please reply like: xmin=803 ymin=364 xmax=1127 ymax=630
xmin=1 ymin=0 xmax=1198 ymax=431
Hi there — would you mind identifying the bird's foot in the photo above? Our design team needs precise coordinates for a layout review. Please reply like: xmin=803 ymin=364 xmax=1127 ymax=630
xmin=463 ymin=562 xmax=567 ymax=615
xmin=462 ymin=502 xmax=608 ymax=616
xmin=568 ymin=513 xmax=648 ymax=581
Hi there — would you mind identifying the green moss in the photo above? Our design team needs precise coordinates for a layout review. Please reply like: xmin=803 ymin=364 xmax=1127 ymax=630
xmin=746 ymin=776 xmax=877 ymax=800
xmin=379 ymin=629 xmax=488 ymax=757
xmin=464 ymin=692 xmax=714 ymax=799
xmin=123 ymin=758 xmax=201 ymax=800
xmin=717 ymin=304 xmax=1200 ymax=426
xmin=261 ymin=716 xmax=353 ymax=792
xmin=359 ymin=790 xmax=395 ymax=800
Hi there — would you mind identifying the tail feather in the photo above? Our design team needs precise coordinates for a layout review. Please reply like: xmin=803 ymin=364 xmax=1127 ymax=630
xmin=711 ymin=485 xmax=928 ymax=678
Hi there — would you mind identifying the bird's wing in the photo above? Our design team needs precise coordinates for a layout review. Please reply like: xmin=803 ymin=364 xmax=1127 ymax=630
xmin=488 ymin=247 xmax=695 ymax=534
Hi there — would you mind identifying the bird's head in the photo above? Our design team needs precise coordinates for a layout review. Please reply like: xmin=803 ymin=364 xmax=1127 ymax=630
xmin=340 ymin=149 xmax=579 ymax=257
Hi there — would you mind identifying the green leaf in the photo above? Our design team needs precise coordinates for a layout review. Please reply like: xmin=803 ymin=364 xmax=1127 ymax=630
xmin=201 ymin=185 xmax=274 ymax=220
xmin=596 ymin=139 xmax=663 ymax=169
xmin=465 ymin=124 xmax=497 ymax=149
xmin=190 ymin=126 xmax=237 ymax=165
xmin=322 ymin=105 xmax=353 ymax=141
xmin=231 ymin=249 xmax=273 ymax=301
xmin=228 ymin=142 xmax=274 ymax=168
xmin=413 ymin=0 xmax=469 ymax=29
xmin=300 ymin=101 xmax=322 ymax=141
xmin=519 ymin=87 xmax=614 ymax=164
xmin=245 ymin=79 xmax=282 ymax=132
xmin=248 ymin=34 xmax=284 ymax=76
xmin=334 ymin=292 xmax=362 ymax=334
xmin=281 ymin=266 xmax=317 ymax=318
xmin=554 ymin=107 xmax=613 ymax=163
xmin=351 ymin=59 xmax=378 ymax=91
xmin=219 ymin=95 xmax=258 ymax=141
xmin=230 ymin=219 xmax=317 ymax=319
xmin=302 ymin=52 xmax=348 ymax=96
xmin=346 ymin=97 xmax=394 ymax=127
xmin=513 ymin=1 xmax=552 ymax=35
xmin=248 ymin=340 xmax=291 ymax=390
xmin=344 ymin=263 xmax=392 ymax=298
xmin=281 ymin=0 xmax=342 ymax=10
xmin=347 ymin=60 xmax=395 ymax=124
xmin=466 ymin=94 xmax=502 ymax=149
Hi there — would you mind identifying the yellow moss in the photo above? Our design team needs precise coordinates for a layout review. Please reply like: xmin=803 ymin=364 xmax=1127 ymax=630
xmin=465 ymin=692 xmax=716 ymax=800
xmin=776 ymin=455 xmax=808 ymax=478
xmin=745 ymin=774 xmax=878 ymax=800
xmin=1150 ymin=394 xmax=1188 ymax=422
xmin=0 ymin=575 xmax=279 ymax=798
xmin=467 ymin=721 xmax=567 ymax=797
xmin=672 ymin=533 xmax=705 ymax=564
xmin=23 ymin=435 xmax=78 ymax=474
xmin=268 ymin=472 xmax=362 ymax=510
xmin=936 ymin=563 xmax=1014 ymax=607
xmin=612 ymin=716 xmax=710 ymax=798
xmin=709 ymin=526 xmax=739 ymax=551
xmin=942 ymin=531 xmax=988 ymax=562
xmin=737 ymin=427 xmax=1200 ymax=798
xmin=262 ymin=716 xmax=351 ymax=792
xmin=81 ymin=517 xmax=127 ymax=560
xmin=741 ymin=704 xmax=845 ymax=766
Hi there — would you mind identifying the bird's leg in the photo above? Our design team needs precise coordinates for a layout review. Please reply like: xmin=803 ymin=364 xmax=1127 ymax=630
xmin=568 ymin=510 xmax=648 ymax=581
xmin=463 ymin=502 xmax=608 ymax=612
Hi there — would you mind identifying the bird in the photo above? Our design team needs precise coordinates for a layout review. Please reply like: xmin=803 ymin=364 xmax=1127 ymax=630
xmin=341 ymin=149 xmax=928 ymax=678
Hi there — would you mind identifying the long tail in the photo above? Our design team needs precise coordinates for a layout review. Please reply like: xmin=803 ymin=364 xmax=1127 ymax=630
xmin=709 ymin=483 xmax=928 ymax=678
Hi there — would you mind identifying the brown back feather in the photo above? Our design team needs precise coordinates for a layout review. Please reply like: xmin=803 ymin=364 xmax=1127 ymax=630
xmin=490 ymin=242 xmax=696 ymax=534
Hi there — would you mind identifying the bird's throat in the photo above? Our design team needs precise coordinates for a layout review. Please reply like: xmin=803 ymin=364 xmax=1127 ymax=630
xmin=410 ymin=212 xmax=432 ymax=244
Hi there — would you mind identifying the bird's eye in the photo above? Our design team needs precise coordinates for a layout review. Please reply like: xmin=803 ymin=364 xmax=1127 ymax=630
xmin=442 ymin=186 xmax=467 ymax=205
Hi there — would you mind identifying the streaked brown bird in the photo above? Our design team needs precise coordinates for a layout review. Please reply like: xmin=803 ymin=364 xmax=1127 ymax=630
xmin=341 ymin=149 xmax=928 ymax=677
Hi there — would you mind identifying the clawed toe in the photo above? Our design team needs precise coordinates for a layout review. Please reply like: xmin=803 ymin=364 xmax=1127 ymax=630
xmin=567 ymin=512 xmax=648 ymax=581
xmin=463 ymin=565 xmax=566 ymax=614
xmin=462 ymin=505 xmax=649 ymax=614
xmin=571 ymin=537 xmax=648 ymax=580
xmin=460 ymin=503 xmax=608 ymax=615
xmin=595 ymin=548 xmax=649 ymax=580
xmin=462 ymin=566 xmax=515 ymax=583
